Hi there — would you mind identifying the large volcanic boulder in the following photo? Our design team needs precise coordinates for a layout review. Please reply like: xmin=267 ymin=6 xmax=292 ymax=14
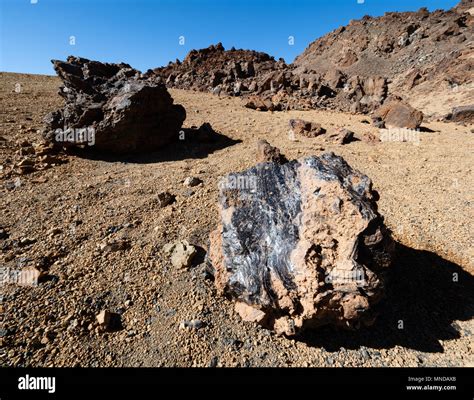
xmin=43 ymin=56 xmax=186 ymax=153
xmin=209 ymin=152 xmax=394 ymax=335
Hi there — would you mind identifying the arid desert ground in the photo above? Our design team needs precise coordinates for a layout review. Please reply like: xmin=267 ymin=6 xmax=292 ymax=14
xmin=1 ymin=72 xmax=473 ymax=367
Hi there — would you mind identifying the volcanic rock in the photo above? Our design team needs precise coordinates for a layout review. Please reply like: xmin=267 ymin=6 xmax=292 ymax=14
xmin=256 ymin=140 xmax=287 ymax=164
xmin=344 ymin=76 xmax=388 ymax=113
xmin=209 ymin=152 xmax=394 ymax=335
xmin=96 ymin=310 xmax=120 ymax=331
xmin=326 ymin=128 xmax=356 ymax=144
xmin=43 ymin=56 xmax=186 ymax=153
xmin=183 ymin=177 xmax=202 ymax=187
xmin=289 ymin=119 xmax=326 ymax=137
xmin=163 ymin=240 xmax=197 ymax=269
xmin=244 ymin=95 xmax=278 ymax=112
xmin=294 ymin=4 xmax=473 ymax=116
xmin=450 ymin=104 xmax=474 ymax=123
xmin=156 ymin=192 xmax=176 ymax=208
xmin=152 ymin=43 xmax=284 ymax=96
xmin=375 ymin=100 xmax=424 ymax=129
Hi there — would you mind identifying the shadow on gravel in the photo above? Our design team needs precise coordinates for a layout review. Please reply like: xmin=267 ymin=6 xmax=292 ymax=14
xmin=298 ymin=242 xmax=474 ymax=353
xmin=71 ymin=126 xmax=241 ymax=164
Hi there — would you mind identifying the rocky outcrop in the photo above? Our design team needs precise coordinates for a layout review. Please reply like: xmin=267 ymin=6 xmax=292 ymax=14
xmin=209 ymin=151 xmax=394 ymax=335
xmin=152 ymin=44 xmax=387 ymax=114
xmin=43 ymin=56 xmax=186 ymax=154
xmin=152 ymin=43 xmax=286 ymax=96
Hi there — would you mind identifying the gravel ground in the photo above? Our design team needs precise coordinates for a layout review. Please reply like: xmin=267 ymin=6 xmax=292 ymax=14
xmin=0 ymin=72 xmax=473 ymax=367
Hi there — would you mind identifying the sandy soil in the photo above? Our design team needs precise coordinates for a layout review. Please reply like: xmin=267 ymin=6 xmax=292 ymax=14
xmin=0 ymin=72 xmax=473 ymax=367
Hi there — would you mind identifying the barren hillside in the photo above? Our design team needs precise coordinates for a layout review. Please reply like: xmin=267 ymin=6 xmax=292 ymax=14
xmin=294 ymin=2 xmax=474 ymax=116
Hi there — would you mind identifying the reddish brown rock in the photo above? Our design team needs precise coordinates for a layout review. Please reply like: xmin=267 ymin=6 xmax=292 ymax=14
xmin=293 ymin=4 xmax=473 ymax=117
xmin=326 ymin=128 xmax=356 ymax=144
xmin=324 ymin=69 xmax=346 ymax=88
xmin=289 ymin=119 xmax=326 ymax=137
xmin=256 ymin=140 xmax=288 ymax=164
xmin=244 ymin=95 xmax=277 ymax=112
xmin=375 ymin=100 xmax=424 ymax=129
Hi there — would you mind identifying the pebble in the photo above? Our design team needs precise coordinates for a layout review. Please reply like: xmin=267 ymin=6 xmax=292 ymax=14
xmin=156 ymin=191 xmax=176 ymax=208
xmin=179 ymin=319 xmax=205 ymax=330
xmin=96 ymin=310 xmax=116 ymax=330
xmin=183 ymin=177 xmax=202 ymax=187
xmin=360 ymin=348 xmax=370 ymax=360
xmin=19 ymin=237 xmax=36 ymax=246
xmin=163 ymin=240 xmax=196 ymax=269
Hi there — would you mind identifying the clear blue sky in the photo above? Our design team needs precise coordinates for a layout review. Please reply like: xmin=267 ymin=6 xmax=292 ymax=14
xmin=0 ymin=0 xmax=459 ymax=75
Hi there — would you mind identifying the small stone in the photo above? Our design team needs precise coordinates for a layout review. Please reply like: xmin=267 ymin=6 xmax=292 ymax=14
xmin=256 ymin=140 xmax=288 ymax=164
xmin=19 ymin=267 xmax=43 ymax=286
xmin=183 ymin=176 xmax=202 ymax=187
xmin=234 ymin=302 xmax=266 ymax=323
xmin=360 ymin=348 xmax=370 ymax=360
xmin=157 ymin=191 xmax=175 ymax=208
xmin=67 ymin=319 xmax=79 ymax=331
xmin=98 ymin=239 xmax=130 ymax=253
xmin=0 ymin=228 xmax=8 ymax=240
xmin=163 ymin=240 xmax=196 ymax=269
xmin=48 ymin=227 xmax=62 ymax=237
xmin=179 ymin=319 xmax=205 ymax=330
xmin=19 ymin=237 xmax=36 ymax=247
xmin=96 ymin=310 xmax=117 ymax=330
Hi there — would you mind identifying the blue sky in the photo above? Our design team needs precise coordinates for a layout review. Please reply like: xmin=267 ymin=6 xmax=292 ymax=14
xmin=0 ymin=0 xmax=459 ymax=75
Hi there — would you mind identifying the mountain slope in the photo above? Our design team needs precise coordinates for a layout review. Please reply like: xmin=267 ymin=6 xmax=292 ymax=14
xmin=293 ymin=3 xmax=474 ymax=116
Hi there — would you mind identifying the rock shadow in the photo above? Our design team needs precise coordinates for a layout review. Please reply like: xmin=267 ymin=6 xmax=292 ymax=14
xmin=297 ymin=242 xmax=474 ymax=353
xmin=69 ymin=124 xmax=241 ymax=164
